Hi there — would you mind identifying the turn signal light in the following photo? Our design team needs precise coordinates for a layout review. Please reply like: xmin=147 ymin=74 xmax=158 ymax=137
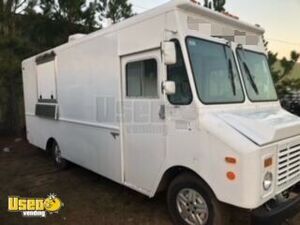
xmin=227 ymin=172 xmax=236 ymax=181
xmin=264 ymin=158 xmax=273 ymax=168
xmin=225 ymin=157 xmax=237 ymax=164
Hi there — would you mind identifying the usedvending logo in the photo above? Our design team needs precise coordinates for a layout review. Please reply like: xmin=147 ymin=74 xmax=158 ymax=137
xmin=8 ymin=193 xmax=63 ymax=217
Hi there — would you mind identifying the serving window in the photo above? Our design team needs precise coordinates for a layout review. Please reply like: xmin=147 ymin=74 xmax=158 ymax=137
xmin=36 ymin=56 xmax=57 ymax=102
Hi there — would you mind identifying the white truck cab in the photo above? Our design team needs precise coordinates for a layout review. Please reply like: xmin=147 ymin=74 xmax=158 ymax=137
xmin=22 ymin=1 xmax=300 ymax=224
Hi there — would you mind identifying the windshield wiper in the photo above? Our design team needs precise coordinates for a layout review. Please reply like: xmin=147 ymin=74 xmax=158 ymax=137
xmin=228 ymin=59 xmax=236 ymax=96
xmin=237 ymin=45 xmax=259 ymax=95
xmin=224 ymin=44 xmax=236 ymax=96
xmin=243 ymin=62 xmax=259 ymax=95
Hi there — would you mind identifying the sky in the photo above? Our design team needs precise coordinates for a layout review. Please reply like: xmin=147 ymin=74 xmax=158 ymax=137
xmin=129 ymin=0 xmax=300 ymax=60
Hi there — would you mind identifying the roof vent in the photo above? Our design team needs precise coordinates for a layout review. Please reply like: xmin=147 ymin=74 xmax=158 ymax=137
xmin=68 ymin=33 xmax=87 ymax=42
xmin=104 ymin=18 xmax=114 ymax=28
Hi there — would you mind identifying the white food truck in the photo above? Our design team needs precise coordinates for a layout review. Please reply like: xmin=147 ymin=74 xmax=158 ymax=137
xmin=22 ymin=0 xmax=300 ymax=224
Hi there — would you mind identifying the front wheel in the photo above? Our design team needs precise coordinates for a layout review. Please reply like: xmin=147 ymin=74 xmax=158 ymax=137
xmin=167 ymin=173 xmax=230 ymax=225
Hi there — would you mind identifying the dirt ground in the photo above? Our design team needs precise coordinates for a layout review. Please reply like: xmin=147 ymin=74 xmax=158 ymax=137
xmin=1 ymin=137 xmax=300 ymax=225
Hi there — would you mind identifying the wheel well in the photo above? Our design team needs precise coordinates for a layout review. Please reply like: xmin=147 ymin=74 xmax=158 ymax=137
xmin=155 ymin=166 xmax=212 ymax=195
xmin=46 ymin=138 xmax=56 ymax=153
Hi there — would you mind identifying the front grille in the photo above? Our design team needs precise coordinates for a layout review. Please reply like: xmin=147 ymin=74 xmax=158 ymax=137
xmin=277 ymin=144 xmax=300 ymax=187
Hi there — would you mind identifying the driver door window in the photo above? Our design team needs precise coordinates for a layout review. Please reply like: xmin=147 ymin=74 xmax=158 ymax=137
xmin=167 ymin=40 xmax=192 ymax=105
xmin=126 ymin=59 xmax=158 ymax=98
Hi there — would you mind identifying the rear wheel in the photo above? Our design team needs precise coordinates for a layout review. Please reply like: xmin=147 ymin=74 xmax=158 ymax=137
xmin=51 ymin=141 xmax=68 ymax=170
xmin=167 ymin=173 xmax=230 ymax=225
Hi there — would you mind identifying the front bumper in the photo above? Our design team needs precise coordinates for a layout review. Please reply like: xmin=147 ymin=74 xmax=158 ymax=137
xmin=251 ymin=187 xmax=300 ymax=225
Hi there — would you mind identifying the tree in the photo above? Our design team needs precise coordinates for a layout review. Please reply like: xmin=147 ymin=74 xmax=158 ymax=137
xmin=84 ymin=0 xmax=103 ymax=30
xmin=0 ymin=0 xmax=39 ymax=134
xmin=204 ymin=0 xmax=212 ymax=9
xmin=104 ymin=0 xmax=133 ymax=24
xmin=204 ymin=0 xmax=226 ymax=12
xmin=213 ymin=0 xmax=225 ymax=12
xmin=40 ymin=0 xmax=84 ymax=23
xmin=268 ymin=50 xmax=300 ymax=97
xmin=0 ymin=0 xmax=37 ymax=35
xmin=40 ymin=0 xmax=101 ymax=33
xmin=262 ymin=35 xmax=300 ymax=97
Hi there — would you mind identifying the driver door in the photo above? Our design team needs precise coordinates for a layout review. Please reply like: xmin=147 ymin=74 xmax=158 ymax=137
xmin=121 ymin=49 xmax=167 ymax=193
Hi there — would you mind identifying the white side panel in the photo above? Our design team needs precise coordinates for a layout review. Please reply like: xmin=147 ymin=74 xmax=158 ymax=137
xmin=37 ymin=61 xmax=57 ymax=100
xmin=55 ymin=33 xmax=122 ymax=183
xmin=57 ymin=33 xmax=120 ymax=126
xmin=24 ymin=32 xmax=123 ymax=184
xmin=26 ymin=116 xmax=121 ymax=182
xmin=118 ymin=15 xmax=165 ymax=56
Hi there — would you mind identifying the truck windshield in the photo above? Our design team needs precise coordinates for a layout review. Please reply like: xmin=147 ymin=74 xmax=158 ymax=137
xmin=186 ymin=37 xmax=244 ymax=104
xmin=236 ymin=49 xmax=278 ymax=102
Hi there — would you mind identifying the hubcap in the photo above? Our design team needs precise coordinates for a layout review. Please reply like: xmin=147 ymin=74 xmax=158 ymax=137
xmin=54 ymin=145 xmax=62 ymax=164
xmin=176 ymin=188 xmax=209 ymax=225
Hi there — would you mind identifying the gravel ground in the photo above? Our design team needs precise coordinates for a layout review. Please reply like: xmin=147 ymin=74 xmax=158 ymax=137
xmin=0 ymin=137 xmax=300 ymax=225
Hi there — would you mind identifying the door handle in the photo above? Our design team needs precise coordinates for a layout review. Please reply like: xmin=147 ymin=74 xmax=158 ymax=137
xmin=159 ymin=105 xmax=166 ymax=120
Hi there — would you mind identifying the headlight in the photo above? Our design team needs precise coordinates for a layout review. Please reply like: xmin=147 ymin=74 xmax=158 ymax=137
xmin=263 ymin=172 xmax=273 ymax=191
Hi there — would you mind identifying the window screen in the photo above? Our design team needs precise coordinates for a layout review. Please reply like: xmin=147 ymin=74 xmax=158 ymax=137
xmin=126 ymin=59 xmax=158 ymax=98
xmin=37 ymin=60 xmax=57 ymax=101
xmin=167 ymin=40 xmax=192 ymax=105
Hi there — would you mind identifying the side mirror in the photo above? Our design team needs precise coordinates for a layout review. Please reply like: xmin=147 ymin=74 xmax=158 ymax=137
xmin=162 ymin=41 xmax=177 ymax=65
xmin=162 ymin=81 xmax=176 ymax=95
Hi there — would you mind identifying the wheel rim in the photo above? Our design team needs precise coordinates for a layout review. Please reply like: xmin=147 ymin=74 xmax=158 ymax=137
xmin=54 ymin=145 xmax=62 ymax=164
xmin=176 ymin=188 xmax=209 ymax=225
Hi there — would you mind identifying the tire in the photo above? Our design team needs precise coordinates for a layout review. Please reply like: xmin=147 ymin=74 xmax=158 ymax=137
xmin=167 ymin=173 xmax=230 ymax=225
xmin=51 ymin=141 xmax=68 ymax=170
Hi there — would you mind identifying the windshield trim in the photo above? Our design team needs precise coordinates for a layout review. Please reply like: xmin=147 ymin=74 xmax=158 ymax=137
xmin=185 ymin=36 xmax=245 ymax=105
xmin=236 ymin=48 xmax=279 ymax=103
